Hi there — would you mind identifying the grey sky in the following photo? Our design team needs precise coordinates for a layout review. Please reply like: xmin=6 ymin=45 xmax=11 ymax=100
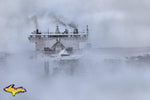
xmin=0 ymin=0 xmax=150 ymax=51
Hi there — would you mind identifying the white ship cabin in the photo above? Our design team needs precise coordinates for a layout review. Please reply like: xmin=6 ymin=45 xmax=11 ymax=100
xmin=28 ymin=25 xmax=89 ymax=55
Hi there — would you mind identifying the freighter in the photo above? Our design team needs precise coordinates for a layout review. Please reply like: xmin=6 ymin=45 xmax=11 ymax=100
xmin=28 ymin=25 xmax=89 ymax=60
xmin=28 ymin=25 xmax=89 ymax=74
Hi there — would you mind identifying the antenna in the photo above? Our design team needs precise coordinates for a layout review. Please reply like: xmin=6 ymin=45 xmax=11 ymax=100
xmin=55 ymin=25 xmax=60 ymax=34
xmin=86 ymin=25 xmax=89 ymax=34
xmin=33 ymin=16 xmax=38 ymax=30
xmin=48 ymin=28 xmax=49 ymax=34
xmin=35 ymin=22 xmax=38 ymax=29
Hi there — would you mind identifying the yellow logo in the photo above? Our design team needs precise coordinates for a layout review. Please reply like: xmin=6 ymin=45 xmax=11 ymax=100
xmin=4 ymin=84 xmax=26 ymax=96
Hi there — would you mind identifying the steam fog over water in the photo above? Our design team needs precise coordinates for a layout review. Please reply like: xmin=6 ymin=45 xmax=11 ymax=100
xmin=1 ymin=48 xmax=150 ymax=100
xmin=1 ymin=0 xmax=150 ymax=100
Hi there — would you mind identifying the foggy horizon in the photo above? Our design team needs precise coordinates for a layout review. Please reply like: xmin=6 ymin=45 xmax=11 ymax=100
xmin=0 ymin=0 xmax=150 ymax=52
xmin=1 ymin=0 xmax=150 ymax=100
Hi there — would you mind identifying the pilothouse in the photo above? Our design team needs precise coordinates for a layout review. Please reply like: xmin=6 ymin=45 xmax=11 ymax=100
xmin=28 ymin=25 xmax=89 ymax=60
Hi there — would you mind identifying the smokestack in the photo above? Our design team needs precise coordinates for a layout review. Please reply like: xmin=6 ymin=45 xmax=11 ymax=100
xmin=35 ymin=29 xmax=41 ymax=34
xmin=36 ymin=29 xmax=39 ymax=34
xmin=73 ymin=28 xmax=78 ymax=34
xmin=55 ymin=25 xmax=60 ymax=34
xmin=64 ymin=29 xmax=68 ymax=34
xmin=86 ymin=25 xmax=89 ymax=34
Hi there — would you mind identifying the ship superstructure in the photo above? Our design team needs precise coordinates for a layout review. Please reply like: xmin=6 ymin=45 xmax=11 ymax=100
xmin=28 ymin=25 xmax=89 ymax=58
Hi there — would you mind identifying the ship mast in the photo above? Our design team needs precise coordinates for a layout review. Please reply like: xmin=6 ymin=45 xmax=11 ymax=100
xmin=55 ymin=25 xmax=60 ymax=34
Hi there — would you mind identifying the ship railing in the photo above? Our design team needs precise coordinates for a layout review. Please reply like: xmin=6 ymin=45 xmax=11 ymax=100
xmin=29 ymin=34 xmax=88 ymax=40
xmin=31 ymin=31 xmax=86 ymax=34
xmin=29 ymin=34 xmax=87 ymax=37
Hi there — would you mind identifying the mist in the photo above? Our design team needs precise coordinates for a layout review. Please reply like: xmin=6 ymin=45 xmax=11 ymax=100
xmin=1 ymin=0 xmax=150 ymax=100
xmin=1 ymin=0 xmax=150 ymax=48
